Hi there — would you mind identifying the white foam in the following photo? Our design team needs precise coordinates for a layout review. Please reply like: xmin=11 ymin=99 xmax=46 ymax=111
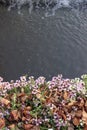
xmin=8 ymin=0 xmax=87 ymax=13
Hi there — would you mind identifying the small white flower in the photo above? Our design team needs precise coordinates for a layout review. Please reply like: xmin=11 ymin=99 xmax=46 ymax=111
xmin=0 ymin=77 xmax=3 ymax=82
xmin=20 ymin=76 xmax=26 ymax=82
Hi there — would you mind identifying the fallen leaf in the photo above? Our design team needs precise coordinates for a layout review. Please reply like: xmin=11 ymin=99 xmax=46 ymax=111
xmin=61 ymin=113 xmax=67 ymax=120
xmin=0 ymin=98 xmax=10 ymax=106
xmin=31 ymin=126 xmax=40 ymax=130
xmin=18 ymin=93 xmax=28 ymax=102
xmin=17 ymin=93 xmax=25 ymax=97
xmin=36 ymin=93 xmax=42 ymax=99
xmin=24 ymin=106 xmax=32 ymax=111
xmin=75 ymin=110 xmax=82 ymax=118
xmin=82 ymin=109 xmax=87 ymax=124
xmin=8 ymin=124 xmax=16 ymax=130
xmin=73 ymin=117 xmax=80 ymax=126
xmin=68 ymin=126 xmax=74 ymax=130
xmin=58 ymin=110 xmax=67 ymax=120
xmin=22 ymin=116 xmax=26 ymax=121
xmin=10 ymin=110 xmax=19 ymax=121
xmin=84 ymin=124 xmax=87 ymax=130
xmin=67 ymin=100 xmax=77 ymax=107
xmin=0 ymin=85 xmax=3 ymax=90
xmin=76 ymin=98 xmax=84 ymax=108
xmin=23 ymin=109 xmax=31 ymax=118
xmin=0 ymin=118 xmax=5 ymax=129
xmin=23 ymin=124 xmax=33 ymax=130
xmin=63 ymin=91 xmax=69 ymax=100
xmin=84 ymin=100 xmax=87 ymax=112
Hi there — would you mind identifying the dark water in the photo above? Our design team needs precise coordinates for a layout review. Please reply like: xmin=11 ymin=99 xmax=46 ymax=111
xmin=0 ymin=6 xmax=87 ymax=81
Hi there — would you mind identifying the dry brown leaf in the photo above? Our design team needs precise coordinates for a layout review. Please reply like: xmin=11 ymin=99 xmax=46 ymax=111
xmin=21 ymin=96 xmax=28 ymax=102
xmin=65 ymin=101 xmax=77 ymax=113
xmin=61 ymin=113 xmax=67 ymax=120
xmin=0 ymin=118 xmax=5 ymax=129
xmin=85 ymin=100 xmax=87 ymax=107
xmin=23 ymin=124 xmax=33 ymax=130
xmin=17 ymin=93 xmax=28 ymax=102
xmin=67 ymin=100 xmax=77 ymax=107
xmin=75 ymin=110 xmax=82 ymax=118
xmin=0 ymin=85 xmax=3 ymax=90
xmin=24 ymin=106 xmax=32 ymax=111
xmin=58 ymin=110 xmax=67 ymax=120
xmin=17 ymin=93 xmax=25 ymax=97
xmin=0 ymin=98 xmax=10 ymax=106
xmin=84 ymin=100 xmax=87 ymax=112
xmin=68 ymin=123 xmax=74 ymax=130
xmin=73 ymin=117 xmax=80 ymax=126
xmin=39 ymin=85 xmax=45 ymax=91
xmin=23 ymin=109 xmax=31 ymax=118
xmin=63 ymin=91 xmax=69 ymax=100
xmin=22 ymin=116 xmax=26 ymax=121
xmin=82 ymin=109 xmax=87 ymax=124
xmin=76 ymin=98 xmax=84 ymax=108
xmin=8 ymin=124 xmax=16 ymax=130
xmin=28 ymin=94 xmax=33 ymax=100
xmin=84 ymin=124 xmax=87 ymax=130
xmin=36 ymin=93 xmax=42 ymax=99
xmin=80 ymin=98 xmax=85 ymax=106
xmin=45 ymin=98 xmax=52 ymax=104
xmin=31 ymin=126 xmax=40 ymax=130
xmin=10 ymin=110 xmax=19 ymax=121
xmin=68 ymin=126 xmax=74 ymax=130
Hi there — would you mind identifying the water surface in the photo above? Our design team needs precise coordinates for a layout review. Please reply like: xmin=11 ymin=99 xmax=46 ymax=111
xmin=0 ymin=6 xmax=87 ymax=81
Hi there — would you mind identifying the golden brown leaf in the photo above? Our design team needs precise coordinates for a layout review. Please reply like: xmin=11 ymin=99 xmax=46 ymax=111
xmin=8 ymin=124 xmax=16 ymax=130
xmin=22 ymin=116 xmax=26 ymax=121
xmin=58 ymin=110 xmax=67 ymax=120
xmin=0 ymin=85 xmax=3 ymax=90
xmin=31 ymin=126 xmax=40 ymax=130
xmin=0 ymin=98 xmax=10 ymax=106
xmin=10 ymin=110 xmax=19 ymax=121
xmin=61 ymin=113 xmax=67 ymax=120
xmin=73 ymin=117 xmax=80 ymax=126
xmin=45 ymin=98 xmax=52 ymax=104
xmin=28 ymin=94 xmax=33 ymax=100
xmin=75 ymin=110 xmax=82 ymax=118
xmin=24 ymin=106 xmax=32 ymax=111
xmin=21 ymin=96 xmax=28 ymax=102
xmin=63 ymin=91 xmax=69 ymax=100
xmin=23 ymin=124 xmax=33 ymax=130
xmin=36 ymin=93 xmax=42 ymax=99
xmin=82 ymin=109 xmax=87 ymax=125
xmin=22 ymin=109 xmax=31 ymax=118
xmin=17 ymin=93 xmax=25 ymax=97
xmin=0 ymin=118 xmax=5 ymax=129
xmin=67 ymin=100 xmax=77 ymax=107
xmin=17 ymin=93 xmax=28 ymax=102
xmin=84 ymin=124 xmax=87 ymax=130
xmin=68 ymin=126 xmax=74 ymax=130
xmin=76 ymin=98 xmax=84 ymax=108
xmin=84 ymin=100 xmax=87 ymax=112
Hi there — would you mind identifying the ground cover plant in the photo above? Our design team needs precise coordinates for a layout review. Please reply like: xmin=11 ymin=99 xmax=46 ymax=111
xmin=0 ymin=74 xmax=87 ymax=130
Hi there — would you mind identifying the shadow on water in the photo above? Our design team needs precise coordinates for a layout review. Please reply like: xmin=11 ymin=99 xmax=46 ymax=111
xmin=0 ymin=5 xmax=87 ymax=81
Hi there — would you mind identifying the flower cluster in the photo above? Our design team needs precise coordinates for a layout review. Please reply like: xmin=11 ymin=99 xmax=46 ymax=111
xmin=0 ymin=74 xmax=87 ymax=130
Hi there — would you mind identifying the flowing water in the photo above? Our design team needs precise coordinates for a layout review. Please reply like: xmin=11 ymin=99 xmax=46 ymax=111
xmin=0 ymin=0 xmax=87 ymax=81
